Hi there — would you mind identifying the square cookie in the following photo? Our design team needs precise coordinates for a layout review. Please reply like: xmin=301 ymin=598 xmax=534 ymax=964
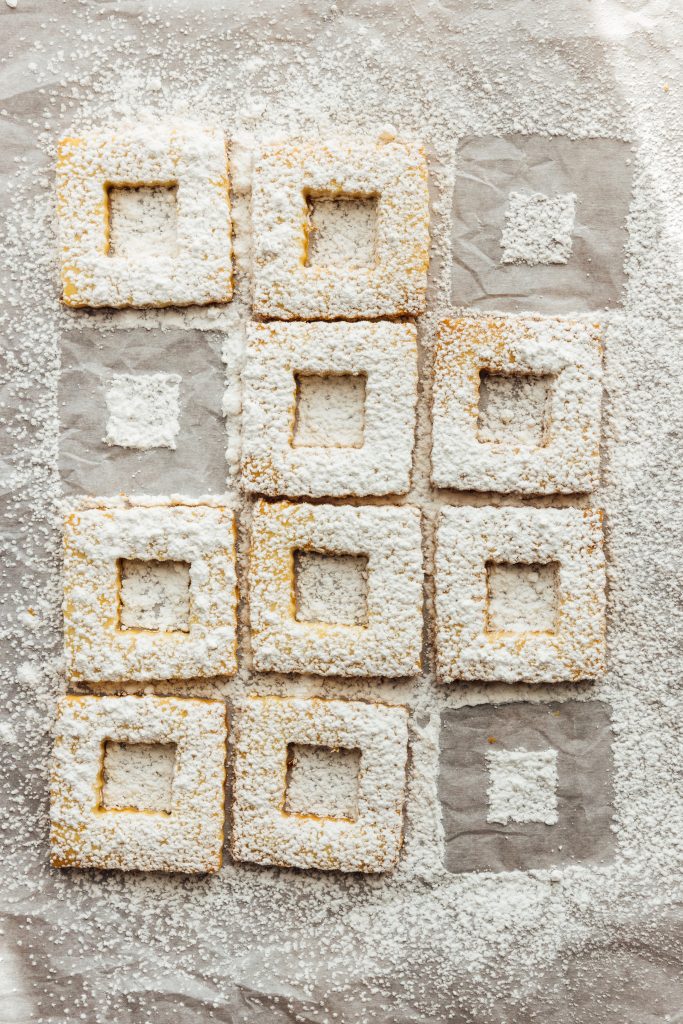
xmin=451 ymin=134 xmax=633 ymax=313
xmin=50 ymin=695 xmax=227 ymax=873
xmin=431 ymin=316 xmax=602 ymax=494
xmin=434 ymin=507 xmax=606 ymax=683
xmin=57 ymin=122 xmax=231 ymax=307
xmin=249 ymin=501 xmax=423 ymax=677
xmin=251 ymin=137 xmax=429 ymax=319
xmin=63 ymin=500 xmax=238 ymax=682
xmin=438 ymin=701 xmax=615 ymax=872
xmin=241 ymin=321 xmax=418 ymax=497
xmin=231 ymin=696 xmax=409 ymax=872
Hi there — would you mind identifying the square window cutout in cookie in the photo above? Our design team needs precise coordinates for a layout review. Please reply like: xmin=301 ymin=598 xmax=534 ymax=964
xmin=485 ymin=562 xmax=559 ymax=634
xmin=477 ymin=371 xmax=553 ymax=448
xmin=241 ymin=321 xmax=417 ymax=498
xmin=293 ymin=373 xmax=366 ymax=449
xmin=107 ymin=184 xmax=179 ymax=260
xmin=434 ymin=507 xmax=605 ymax=683
xmin=249 ymin=501 xmax=423 ymax=677
xmin=57 ymin=123 xmax=231 ymax=307
xmin=431 ymin=317 xmax=602 ymax=494
xmin=63 ymin=501 xmax=237 ymax=683
xmin=118 ymin=559 xmax=191 ymax=633
xmin=100 ymin=740 xmax=177 ymax=813
xmin=285 ymin=743 xmax=362 ymax=820
xmin=305 ymin=193 xmax=378 ymax=269
xmin=294 ymin=551 xmax=369 ymax=626
xmin=50 ymin=695 xmax=227 ymax=873
xmin=451 ymin=135 xmax=632 ymax=313
xmin=231 ymin=696 xmax=408 ymax=872
xmin=438 ymin=700 xmax=616 ymax=872
xmin=252 ymin=137 xmax=429 ymax=319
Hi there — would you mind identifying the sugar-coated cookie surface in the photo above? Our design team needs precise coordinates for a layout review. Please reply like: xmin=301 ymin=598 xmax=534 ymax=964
xmin=434 ymin=506 xmax=606 ymax=683
xmin=251 ymin=136 xmax=429 ymax=319
xmin=57 ymin=122 xmax=232 ymax=307
xmin=231 ymin=696 xmax=408 ymax=873
xmin=249 ymin=501 xmax=423 ymax=677
xmin=50 ymin=695 xmax=227 ymax=874
xmin=431 ymin=316 xmax=602 ymax=494
xmin=63 ymin=499 xmax=238 ymax=682
xmin=241 ymin=320 xmax=418 ymax=497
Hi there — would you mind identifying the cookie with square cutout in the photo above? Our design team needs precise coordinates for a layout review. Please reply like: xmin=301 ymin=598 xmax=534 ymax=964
xmin=50 ymin=695 xmax=227 ymax=873
xmin=57 ymin=123 xmax=231 ymax=307
xmin=251 ymin=137 xmax=429 ymax=319
xmin=431 ymin=316 xmax=602 ymax=494
xmin=434 ymin=506 xmax=606 ymax=683
xmin=63 ymin=499 xmax=238 ymax=683
xmin=231 ymin=696 xmax=408 ymax=873
xmin=241 ymin=320 xmax=418 ymax=497
xmin=249 ymin=501 xmax=423 ymax=677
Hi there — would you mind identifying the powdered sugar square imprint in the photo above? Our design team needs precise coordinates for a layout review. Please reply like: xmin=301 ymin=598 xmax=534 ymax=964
xmin=431 ymin=316 xmax=602 ymax=494
xmin=438 ymin=701 xmax=615 ymax=873
xmin=231 ymin=696 xmax=408 ymax=873
xmin=486 ymin=748 xmax=558 ymax=825
xmin=251 ymin=136 xmax=429 ymax=319
xmin=241 ymin=321 xmax=418 ymax=497
xmin=63 ymin=501 xmax=238 ymax=682
xmin=50 ymin=695 xmax=227 ymax=873
xmin=500 ymin=191 xmax=576 ymax=265
xmin=57 ymin=122 xmax=232 ymax=307
xmin=434 ymin=507 xmax=606 ymax=683
xmin=249 ymin=501 xmax=423 ymax=677
xmin=104 ymin=373 xmax=181 ymax=450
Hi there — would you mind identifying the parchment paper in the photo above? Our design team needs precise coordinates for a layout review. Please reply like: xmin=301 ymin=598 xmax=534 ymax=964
xmin=1 ymin=2 xmax=682 ymax=1023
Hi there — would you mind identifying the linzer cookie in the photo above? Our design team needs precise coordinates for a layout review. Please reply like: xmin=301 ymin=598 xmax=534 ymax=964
xmin=251 ymin=136 xmax=429 ymax=319
xmin=434 ymin=506 xmax=606 ymax=683
xmin=57 ymin=123 xmax=231 ymax=307
xmin=50 ymin=695 xmax=227 ymax=873
xmin=63 ymin=499 xmax=238 ymax=683
xmin=249 ymin=500 xmax=423 ymax=677
xmin=231 ymin=696 xmax=408 ymax=873
xmin=431 ymin=316 xmax=602 ymax=494
xmin=241 ymin=320 xmax=418 ymax=498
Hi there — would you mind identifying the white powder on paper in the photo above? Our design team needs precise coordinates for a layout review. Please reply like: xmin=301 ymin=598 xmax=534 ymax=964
xmin=486 ymin=747 xmax=559 ymax=825
xmin=108 ymin=185 xmax=179 ymax=260
xmin=104 ymin=373 xmax=181 ymax=450
xmin=500 ymin=190 xmax=576 ymax=265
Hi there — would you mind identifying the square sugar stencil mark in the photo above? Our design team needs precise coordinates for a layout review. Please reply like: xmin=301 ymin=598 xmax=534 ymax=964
xmin=306 ymin=194 xmax=378 ymax=269
xmin=486 ymin=748 xmax=558 ymax=825
xmin=451 ymin=135 xmax=633 ymax=313
xmin=108 ymin=185 xmax=179 ymax=260
xmin=486 ymin=561 xmax=559 ymax=634
xmin=104 ymin=373 xmax=181 ymax=451
xmin=500 ymin=191 xmax=576 ymax=266
xmin=100 ymin=741 xmax=177 ymax=814
xmin=293 ymin=373 xmax=366 ymax=449
xmin=294 ymin=552 xmax=369 ymax=626
xmin=438 ymin=701 xmax=616 ymax=873
xmin=119 ymin=559 xmax=191 ymax=633
xmin=60 ymin=328 xmax=227 ymax=497
xmin=477 ymin=372 xmax=553 ymax=448
xmin=285 ymin=743 xmax=361 ymax=820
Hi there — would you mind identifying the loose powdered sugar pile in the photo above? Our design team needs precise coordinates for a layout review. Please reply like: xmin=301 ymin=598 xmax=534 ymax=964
xmin=0 ymin=1 xmax=682 ymax=1023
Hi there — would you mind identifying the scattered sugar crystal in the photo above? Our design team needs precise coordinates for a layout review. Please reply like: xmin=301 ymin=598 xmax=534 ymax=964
xmin=486 ymin=748 xmax=559 ymax=825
